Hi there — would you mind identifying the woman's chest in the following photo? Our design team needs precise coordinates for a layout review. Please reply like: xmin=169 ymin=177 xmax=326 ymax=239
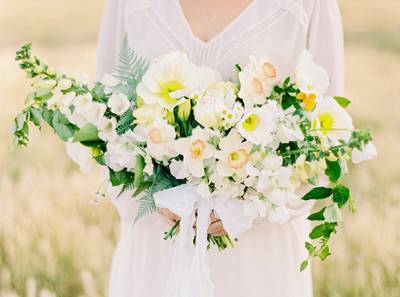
xmin=124 ymin=0 xmax=309 ymax=80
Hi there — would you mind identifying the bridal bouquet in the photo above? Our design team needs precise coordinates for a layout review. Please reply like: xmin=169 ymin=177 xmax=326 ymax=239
xmin=13 ymin=41 xmax=376 ymax=273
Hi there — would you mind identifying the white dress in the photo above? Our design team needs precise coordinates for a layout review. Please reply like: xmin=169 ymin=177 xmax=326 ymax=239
xmin=96 ymin=0 xmax=344 ymax=296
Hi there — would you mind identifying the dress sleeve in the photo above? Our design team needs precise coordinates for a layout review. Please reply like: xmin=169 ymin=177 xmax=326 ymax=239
xmin=96 ymin=0 xmax=127 ymax=80
xmin=306 ymin=0 xmax=344 ymax=96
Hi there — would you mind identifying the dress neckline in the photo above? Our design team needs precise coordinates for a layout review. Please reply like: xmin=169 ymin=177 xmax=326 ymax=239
xmin=174 ymin=0 xmax=257 ymax=48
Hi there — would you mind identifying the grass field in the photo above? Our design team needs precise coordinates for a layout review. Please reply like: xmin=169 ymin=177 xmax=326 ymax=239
xmin=1 ymin=0 xmax=399 ymax=296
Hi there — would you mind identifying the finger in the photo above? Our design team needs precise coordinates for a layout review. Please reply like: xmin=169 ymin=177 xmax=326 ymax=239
xmin=207 ymin=221 xmax=224 ymax=234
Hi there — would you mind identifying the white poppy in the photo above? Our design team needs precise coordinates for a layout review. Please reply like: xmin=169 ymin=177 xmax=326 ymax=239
xmin=351 ymin=142 xmax=377 ymax=164
xmin=108 ymin=93 xmax=131 ymax=115
xmin=311 ymin=97 xmax=353 ymax=143
xmin=66 ymin=142 xmax=97 ymax=173
xmin=238 ymin=107 xmax=276 ymax=145
xmin=136 ymin=51 xmax=200 ymax=110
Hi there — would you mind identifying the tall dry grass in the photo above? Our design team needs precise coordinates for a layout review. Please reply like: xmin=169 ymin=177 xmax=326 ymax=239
xmin=0 ymin=0 xmax=399 ymax=296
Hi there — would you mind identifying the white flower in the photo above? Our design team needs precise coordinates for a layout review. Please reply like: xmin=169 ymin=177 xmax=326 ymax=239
xmin=47 ymin=91 xmax=76 ymax=115
xmin=136 ymin=51 xmax=200 ymax=110
xmin=238 ymin=56 xmax=277 ymax=108
xmin=97 ymin=117 xmax=117 ymax=141
xmin=85 ymin=102 xmax=107 ymax=126
xmin=143 ymin=154 xmax=154 ymax=175
xmin=73 ymin=93 xmax=93 ymax=113
xmin=58 ymin=79 xmax=73 ymax=90
xmin=215 ymin=130 xmax=252 ymax=177
xmin=133 ymin=104 xmax=165 ymax=126
xmin=66 ymin=142 xmax=97 ymax=173
xmin=194 ymin=95 xmax=226 ymax=128
xmin=238 ymin=107 xmax=276 ymax=145
xmin=141 ymin=119 xmax=177 ymax=160
xmin=267 ymin=205 xmax=290 ymax=224
xmin=295 ymin=50 xmax=330 ymax=96
xmin=196 ymin=182 xmax=213 ymax=199
xmin=33 ymin=79 xmax=57 ymax=90
xmin=243 ymin=192 xmax=268 ymax=218
xmin=268 ymin=189 xmax=297 ymax=207
xmin=174 ymin=127 xmax=214 ymax=178
xmin=170 ymin=159 xmax=189 ymax=179
xmin=105 ymin=131 xmax=138 ymax=171
xmin=311 ymin=97 xmax=353 ymax=142
xmin=351 ymin=142 xmax=377 ymax=164
xmin=68 ymin=110 xmax=88 ymax=128
xmin=323 ymin=204 xmax=343 ymax=223
xmin=108 ymin=93 xmax=131 ymax=115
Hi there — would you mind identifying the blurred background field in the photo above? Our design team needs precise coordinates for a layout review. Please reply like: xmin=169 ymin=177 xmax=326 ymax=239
xmin=0 ymin=0 xmax=399 ymax=296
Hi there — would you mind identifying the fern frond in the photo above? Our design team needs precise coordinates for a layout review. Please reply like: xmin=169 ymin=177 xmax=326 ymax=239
xmin=134 ymin=194 xmax=156 ymax=223
xmin=116 ymin=110 xmax=134 ymax=135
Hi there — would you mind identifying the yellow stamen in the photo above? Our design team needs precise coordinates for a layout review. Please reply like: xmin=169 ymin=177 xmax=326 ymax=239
xmin=318 ymin=112 xmax=335 ymax=135
xmin=191 ymin=140 xmax=206 ymax=158
xmin=228 ymin=149 xmax=249 ymax=169
xmin=149 ymin=128 xmax=163 ymax=144
xmin=242 ymin=114 xmax=260 ymax=131
xmin=158 ymin=80 xmax=184 ymax=105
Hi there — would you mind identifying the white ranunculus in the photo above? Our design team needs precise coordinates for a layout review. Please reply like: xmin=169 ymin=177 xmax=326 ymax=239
xmin=215 ymin=130 xmax=252 ymax=177
xmin=311 ymin=97 xmax=353 ymax=143
xmin=58 ymin=79 xmax=73 ymax=90
xmin=174 ymin=127 xmax=214 ymax=178
xmin=238 ymin=107 xmax=277 ymax=145
xmin=194 ymin=95 xmax=225 ymax=128
xmin=142 ymin=119 xmax=177 ymax=160
xmin=295 ymin=50 xmax=330 ymax=96
xmin=66 ymin=142 xmax=97 ymax=173
xmin=108 ymin=93 xmax=131 ymax=115
xmin=136 ymin=51 xmax=200 ymax=110
xmin=97 ymin=117 xmax=117 ymax=142
xmin=351 ymin=142 xmax=377 ymax=164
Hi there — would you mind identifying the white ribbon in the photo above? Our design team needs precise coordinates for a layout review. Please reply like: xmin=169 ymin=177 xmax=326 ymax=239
xmin=154 ymin=184 xmax=254 ymax=297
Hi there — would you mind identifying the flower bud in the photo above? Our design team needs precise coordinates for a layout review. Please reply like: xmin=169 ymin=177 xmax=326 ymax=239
xmin=177 ymin=99 xmax=191 ymax=122
xmin=165 ymin=110 xmax=175 ymax=125
xmin=58 ymin=79 xmax=73 ymax=90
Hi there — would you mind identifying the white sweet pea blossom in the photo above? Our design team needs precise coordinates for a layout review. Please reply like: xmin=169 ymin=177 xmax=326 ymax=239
xmin=97 ymin=117 xmax=117 ymax=141
xmin=175 ymin=127 xmax=214 ymax=178
xmin=85 ymin=102 xmax=107 ymax=126
xmin=105 ymin=131 xmax=138 ymax=171
xmin=136 ymin=51 xmax=200 ymax=110
xmin=351 ymin=142 xmax=377 ymax=164
xmin=311 ymin=97 xmax=353 ymax=143
xmin=47 ymin=91 xmax=76 ymax=116
xmin=215 ymin=130 xmax=252 ymax=177
xmin=66 ymin=142 xmax=97 ymax=173
xmin=73 ymin=93 xmax=93 ymax=113
xmin=108 ymin=93 xmax=131 ymax=115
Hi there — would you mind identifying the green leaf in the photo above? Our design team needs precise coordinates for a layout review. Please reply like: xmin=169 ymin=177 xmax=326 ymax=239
xmin=325 ymin=160 xmax=341 ymax=183
xmin=29 ymin=107 xmax=43 ymax=127
xmin=133 ymin=180 xmax=152 ymax=197
xmin=332 ymin=185 xmax=350 ymax=208
xmin=309 ymin=223 xmax=337 ymax=240
xmin=334 ymin=96 xmax=351 ymax=108
xmin=307 ymin=207 xmax=326 ymax=221
xmin=94 ymin=154 xmax=105 ymax=166
xmin=302 ymin=187 xmax=333 ymax=201
xmin=300 ymin=260 xmax=309 ymax=272
xmin=73 ymin=123 xmax=100 ymax=143
xmin=109 ymin=169 xmax=134 ymax=187
xmin=319 ymin=245 xmax=331 ymax=260
xmin=134 ymin=155 xmax=145 ymax=188
xmin=134 ymin=194 xmax=156 ymax=223
xmin=116 ymin=110 xmax=134 ymax=135
xmin=52 ymin=110 xmax=75 ymax=141
xmin=305 ymin=242 xmax=315 ymax=256
xmin=41 ymin=107 xmax=54 ymax=127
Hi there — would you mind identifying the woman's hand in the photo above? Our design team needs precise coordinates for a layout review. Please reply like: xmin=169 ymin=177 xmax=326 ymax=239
xmin=207 ymin=212 xmax=227 ymax=237
xmin=158 ymin=208 xmax=181 ymax=226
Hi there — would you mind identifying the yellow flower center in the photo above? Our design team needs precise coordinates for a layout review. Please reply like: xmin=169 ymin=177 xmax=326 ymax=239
xmin=191 ymin=140 xmax=206 ymax=158
xmin=228 ymin=149 xmax=249 ymax=169
xmin=158 ymin=80 xmax=184 ymax=105
xmin=242 ymin=114 xmax=260 ymax=131
xmin=262 ymin=62 xmax=277 ymax=79
xmin=149 ymin=127 xmax=163 ymax=144
xmin=317 ymin=112 xmax=335 ymax=135
xmin=252 ymin=78 xmax=264 ymax=95
xmin=297 ymin=92 xmax=317 ymax=111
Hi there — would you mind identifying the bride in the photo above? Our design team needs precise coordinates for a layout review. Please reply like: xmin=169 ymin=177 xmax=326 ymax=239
xmin=96 ymin=0 xmax=344 ymax=296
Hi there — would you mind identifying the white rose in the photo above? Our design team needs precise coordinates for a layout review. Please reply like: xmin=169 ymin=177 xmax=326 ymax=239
xmin=108 ymin=93 xmax=131 ymax=115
